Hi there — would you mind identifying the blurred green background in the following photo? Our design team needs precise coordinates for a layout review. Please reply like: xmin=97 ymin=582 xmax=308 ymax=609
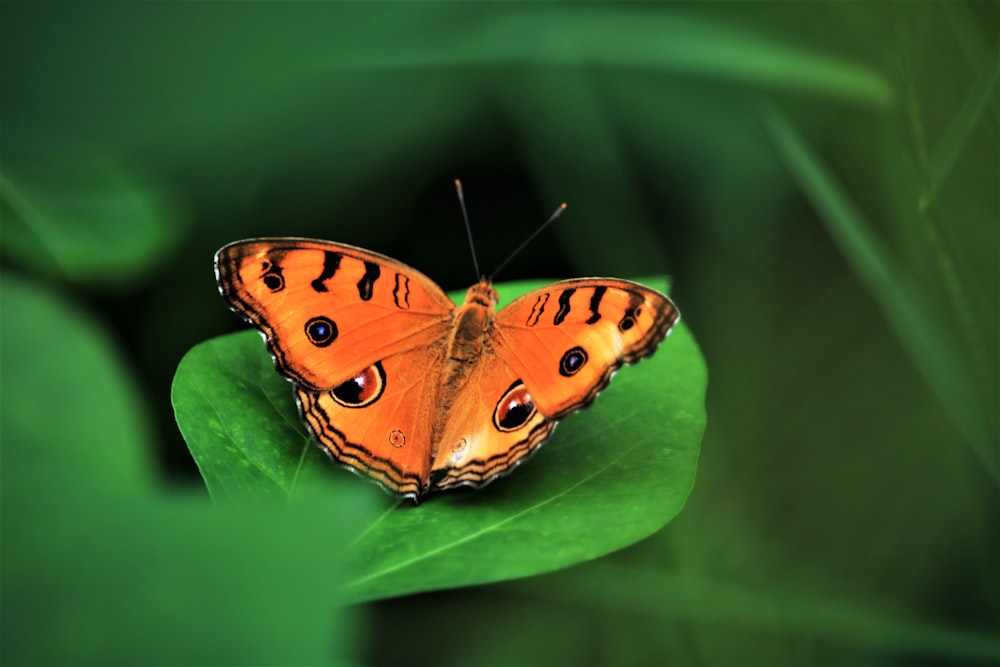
xmin=2 ymin=2 xmax=997 ymax=665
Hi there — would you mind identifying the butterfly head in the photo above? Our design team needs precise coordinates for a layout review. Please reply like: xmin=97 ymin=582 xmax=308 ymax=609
xmin=464 ymin=281 xmax=499 ymax=309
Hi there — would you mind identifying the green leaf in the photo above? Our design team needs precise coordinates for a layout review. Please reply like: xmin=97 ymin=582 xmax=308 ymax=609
xmin=173 ymin=277 xmax=707 ymax=601
xmin=172 ymin=324 xmax=343 ymax=502
xmin=0 ymin=271 xmax=155 ymax=498
xmin=0 ymin=152 xmax=183 ymax=286
xmin=2 ymin=495 xmax=374 ymax=666
xmin=332 ymin=9 xmax=893 ymax=107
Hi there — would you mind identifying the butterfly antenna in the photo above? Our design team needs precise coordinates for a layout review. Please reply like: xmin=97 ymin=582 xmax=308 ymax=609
xmin=455 ymin=179 xmax=482 ymax=280
xmin=489 ymin=202 xmax=568 ymax=281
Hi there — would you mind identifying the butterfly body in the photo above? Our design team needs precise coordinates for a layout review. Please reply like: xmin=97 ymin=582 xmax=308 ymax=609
xmin=216 ymin=238 xmax=678 ymax=501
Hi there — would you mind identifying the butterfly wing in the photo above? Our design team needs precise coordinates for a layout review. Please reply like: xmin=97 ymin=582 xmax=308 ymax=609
xmin=296 ymin=344 xmax=447 ymax=500
xmin=492 ymin=278 xmax=679 ymax=419
xmin=429 ymin=345 xmax=555 ymax=492
xmin=295 ymin=314 xmax=556 ymax=499
xmin=428 ymin=278 xmax=677 ymax=492
xmin=217 ymin=241 xmax=677 ymax=499
xmin=215 ymin=238 xmax=455 ymax=392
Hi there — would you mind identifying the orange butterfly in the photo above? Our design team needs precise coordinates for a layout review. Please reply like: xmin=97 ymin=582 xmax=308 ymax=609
xmin=216 ymin=202 xmax=679 ymax=501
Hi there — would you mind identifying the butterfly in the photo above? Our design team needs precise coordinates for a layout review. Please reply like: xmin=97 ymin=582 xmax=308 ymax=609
xmin=216 ymin=229 xmax=678 ymax=501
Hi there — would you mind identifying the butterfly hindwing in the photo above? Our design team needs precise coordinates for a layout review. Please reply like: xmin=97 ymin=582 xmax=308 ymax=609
xmin=429 ymin=345 xmax=556 ymax=492
xmin=295 ymin=344 xmax=447 ymax=500
xmin=296 ymin=337 xmax=555 ymax=499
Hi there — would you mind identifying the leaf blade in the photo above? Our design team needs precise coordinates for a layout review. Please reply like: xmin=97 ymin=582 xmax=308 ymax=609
xmin=762 ymin=104 xmax=998 ymax=485
xmin=173 ymin=276 xmax=707 ymax=601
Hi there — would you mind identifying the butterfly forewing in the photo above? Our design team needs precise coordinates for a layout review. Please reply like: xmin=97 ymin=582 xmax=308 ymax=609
xmin=215 ymin=238 xmax=455 ymax=392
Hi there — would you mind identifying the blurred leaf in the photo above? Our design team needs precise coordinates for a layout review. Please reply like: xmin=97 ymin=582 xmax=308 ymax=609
xmin=0 ymin=152 xmax=183 ymax=286
xmin=919 ymin=48 xmax=999 ymax=211
xmin=173 ymin=277 xmax=706 ymax=602
xmin=763 ymin=105 xmax=998 ymax=486
xmin=0 ymin=271 xmax=154 ymax=497
xmin=943 ymin=1 xmax=1000 ymax=86
xmin=2 ymin=495 xmax=373 ymax=666
xmin=330 ymin=10 xmax=891 ymax=107
xmin=1 ymin=273 xmax=375 ymax=665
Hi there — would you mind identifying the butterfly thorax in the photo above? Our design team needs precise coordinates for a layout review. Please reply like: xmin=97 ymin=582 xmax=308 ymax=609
xmin=447 ymin=282 xmax=498 ymax=363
